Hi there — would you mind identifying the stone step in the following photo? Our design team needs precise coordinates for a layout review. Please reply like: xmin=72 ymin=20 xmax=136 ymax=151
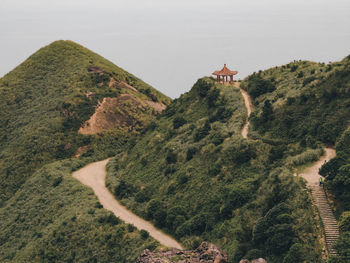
xmin=309 ymin=185 xmax=339 ymax=256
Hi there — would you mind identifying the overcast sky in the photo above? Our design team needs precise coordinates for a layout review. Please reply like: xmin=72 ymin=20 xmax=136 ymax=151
xmin=1 ymin=0 xmax=349 ymax=97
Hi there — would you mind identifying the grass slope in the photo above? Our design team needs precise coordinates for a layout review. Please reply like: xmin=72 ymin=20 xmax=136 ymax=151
xmin=241 ymin=55 xmax=350 ymax=261
xmin=0 ymin=40 xmax=170 ymax=202
xmin=106 ymin=78 xmax=322 ymax=262
xmin=0 ymin=157 xmax=158 ymax=263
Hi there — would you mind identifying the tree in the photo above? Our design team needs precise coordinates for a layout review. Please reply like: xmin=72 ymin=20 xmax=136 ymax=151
xmin=146 ymin=199 xmax=162 ymax=219
xmin=339 ymin=211 xmax=350 ymax=232
xmin=173 ymin=116 xmax=187 ymax=129
xmin=283 ymin=243 xmax=305 ymax=263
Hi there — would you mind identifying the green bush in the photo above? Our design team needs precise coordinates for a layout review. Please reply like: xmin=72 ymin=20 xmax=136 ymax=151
xmin=339 ymin=212 xmax=350 ymax=232
xmin=246 ymin=75 xmax=275 ymax=99
xmin=140 ymin=229 xmax=150 ymax=240
xmin=329 ymin=232 xmax=350 ymax=263
xmin=135 ymin=190 xmax=150 ymax=203
xmin=114 ymin=180 xmax=137 ymax=199
xmin=166 ymin=151 xmax=177 ymax=164
xmin=196 ymin=79 xmax=211 ymax=97
xmin=186 ymin=147 xmax=197 ymax=161
xmin=146 ymin=199 xmax=163 ymax=220
xmin=127 ymin=224 xmax=136 ymax=232
xmin=207 ymin=88 xmax=220 ymax=107
xmin=173 ymin=116 xmax=187 ymax=129
xmin=208 ymin=163 xmax=221 ymax=177
xmin=166 ymin=206 xmax=187 ymax=231
xmin=194 ymin=120 xmax=211 ymax=142
xmin=283 ymin=243 xmax=305 ymax=263
xmin=98 ymin=213 xmax=120 ymax=226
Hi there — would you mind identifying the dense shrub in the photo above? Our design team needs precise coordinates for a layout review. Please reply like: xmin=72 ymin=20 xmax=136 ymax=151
xmin=329 ymin=232 xmax=350 ymax=263
xmin=246 ymin=75 xmax=275 ymax=99
xmin=186 ymin=147 xmax=197 ymax=161
xmin=220 ymin=186 xmax=251 ymax=219
xmin=283 ymin=243 xmax=305 ymax=263
xmin=114 ymin=180 xmax=137 ymax=199
xmin=146 ymin=199 xmax=163 ymax=219
xmin=290 ymin=65 xmax=298 ymax=72
xmin=166 ymin=206 xmax=187 ymax=231
xmin=194 ymin=120 xmax=211 ymax=142
xmin=195 ymin=79 xmax=211 ymax=97
xmin=207 ymin=88 xmax=220 ymax=107
xmin=135 ymin=190 xmax=150 ymax=203
xmin=166 ymin=151 xmax=178 ymax=164
xmin=339 ymin=211 xmax=350 ymax=232
xmin=140 ymin=230 xmax=150 ymax=239
xmin=173 ymin=116 xmax=187 ymax=129
xmin=208 ymin=163 xmax=221 ymax=177
xmin=98 ymin=213 xmax=120 ymax=226
xmin=210 ymin=106 xmax=233 ymax=122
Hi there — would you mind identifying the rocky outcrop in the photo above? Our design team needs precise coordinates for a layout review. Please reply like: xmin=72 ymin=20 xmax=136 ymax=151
xmin=136 ymin=242 xmax=228 ymax=263
xmin=239 ymin=259 xmax=267 ymax=263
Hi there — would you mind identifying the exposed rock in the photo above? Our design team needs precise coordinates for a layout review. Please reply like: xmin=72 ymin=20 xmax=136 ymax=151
xmin=109 ymin=77 xmax=138 ymax=93
xmin=136 ymin=242 xmax=228 ymax=263
xmin=79 ymin=94 xmax=149 ymax=135
xmin=239 ymin=258 xmax=267 ymax=263
xmin=88 ymin=66 xmax=104 ymax=74
xmin=145 ymin=100 xmax=166 ymax=114
xmin=85 ymin=91 xmax=96 ymax=98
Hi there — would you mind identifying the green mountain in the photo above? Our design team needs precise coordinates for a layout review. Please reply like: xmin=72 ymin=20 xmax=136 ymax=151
xmin=0 ymin=40 xmax=170 ymax=202
xmin=1 ymin=40 xmax=349 ymax=262
xmin=0 ymin=158 xmax=158 ymax=262
xmin=241 ymin=56 xmax=350 ymax=210
xmin=106 ymin=78 xmax=322 ymax=262
xmin=241 ymin=56 xmax=350 ymax=262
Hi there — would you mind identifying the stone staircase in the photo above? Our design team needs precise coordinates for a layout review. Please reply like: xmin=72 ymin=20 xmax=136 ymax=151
xmin=311 ymin=185 xmax=339 ymax=255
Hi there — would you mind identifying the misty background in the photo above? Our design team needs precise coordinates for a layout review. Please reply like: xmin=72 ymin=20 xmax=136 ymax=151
xmin=1 ymin=0 xmax=349 ymax=98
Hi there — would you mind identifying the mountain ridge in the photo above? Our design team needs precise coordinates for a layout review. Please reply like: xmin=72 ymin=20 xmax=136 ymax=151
xmin=0 ymin=42 xmax=349 ymax=262
xmin=0 ymin=40 xmax=170 ymax=202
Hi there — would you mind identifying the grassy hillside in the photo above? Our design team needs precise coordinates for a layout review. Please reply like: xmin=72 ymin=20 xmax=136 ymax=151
xmin=0 ymin=157 xmax=158 ymax=262
xmin=106 ymin=78 xmax=322 ymax=262
xmin=0 ymin=40 xmax=170 ymax=202
xmin=242 ymin=56 xmax=350 ymax=145
xmin=240 ymin=55 xmax=350 ymax=261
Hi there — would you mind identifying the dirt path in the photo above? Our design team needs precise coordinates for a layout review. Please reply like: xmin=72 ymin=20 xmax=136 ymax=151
xmin=300 ymin=148 xmax=336 ymax=187
xmin=237 ymin=84 xmax=253 ymax=139
xmin=299 ymin=148 xmax=339 ymax=255
xmin=72 ymin=159 xmax=183 ymax=249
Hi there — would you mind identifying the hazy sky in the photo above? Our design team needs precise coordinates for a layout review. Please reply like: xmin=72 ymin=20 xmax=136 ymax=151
xmin=1 ymin=0 xmax=349 ymax=97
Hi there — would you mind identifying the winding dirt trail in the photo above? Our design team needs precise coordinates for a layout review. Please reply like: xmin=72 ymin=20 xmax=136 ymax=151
xmin=72 ymin=159 xmax=183 ymax=249
xmin=300 ymin=148 xmax=336 ymax=187
xmin=235 ymin=82 xmax=339 ymax=254
xmin=236 ymin=83 xmax=253 ymax=139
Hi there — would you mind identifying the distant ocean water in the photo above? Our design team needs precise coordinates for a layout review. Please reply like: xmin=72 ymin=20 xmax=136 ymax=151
xmin=1 ymin=0 xmax=349 ymax=98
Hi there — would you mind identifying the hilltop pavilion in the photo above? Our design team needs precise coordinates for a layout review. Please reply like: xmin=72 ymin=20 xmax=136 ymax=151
xmin=213 ymin=64 xmax=238 ymax=85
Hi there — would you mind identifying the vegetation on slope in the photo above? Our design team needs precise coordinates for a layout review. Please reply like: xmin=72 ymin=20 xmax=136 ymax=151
xmin=241 ymin=55 xmax=350 ymax=261
xmin=0 ymin=157 xmax=158 ymax=263
xmin=0 ymin=40 xmax=170 ymax=203
xmin=242 ymin=56 xmax=350 ymax=145
xmin=107 ymin=78 xmax=322 ymax=262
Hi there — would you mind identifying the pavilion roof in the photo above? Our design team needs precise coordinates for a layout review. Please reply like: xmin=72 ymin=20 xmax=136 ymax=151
xmin=213 ymin=64 xmax=238 ymax=76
